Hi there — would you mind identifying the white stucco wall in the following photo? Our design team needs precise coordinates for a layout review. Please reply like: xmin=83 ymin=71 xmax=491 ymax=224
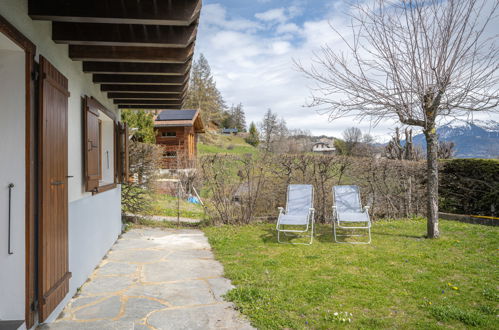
xmin=0 ymin=0 xmax=123 ymax=326
xmin=0 ymin=39 xmax=26 ymax=322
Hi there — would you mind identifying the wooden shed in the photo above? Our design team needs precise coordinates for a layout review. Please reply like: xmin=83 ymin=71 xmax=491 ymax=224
xmin=154 ymin=109 xmax=204 ymax=169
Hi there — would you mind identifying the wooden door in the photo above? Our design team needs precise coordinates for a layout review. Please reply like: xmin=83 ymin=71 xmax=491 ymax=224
xmin=38 ymin=56 xmax=71 ymax=322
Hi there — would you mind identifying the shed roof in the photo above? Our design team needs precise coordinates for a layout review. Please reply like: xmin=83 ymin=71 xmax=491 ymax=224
xmin=156 ymin=109 xmax=197 ymax=121
xmin=154 ymin=109 xmax=204 ymax=132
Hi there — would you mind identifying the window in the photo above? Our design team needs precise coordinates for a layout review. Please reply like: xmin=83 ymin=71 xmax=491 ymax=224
xmin=163 ymin=151 xmax=177 ymax=158
xmin=162 ymin=131 xmax=176 ymax=137
xmin=84 ymin=96 xmax=129 ymax=193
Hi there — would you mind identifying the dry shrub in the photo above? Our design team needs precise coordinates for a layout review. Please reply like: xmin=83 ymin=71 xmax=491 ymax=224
xmin=121 ymin=141 xmax=162 ymax=216
xmin=347 ymin=158 xmax=426 ymax=219
xmin=197 ymin=154 xmax=424 ymax=225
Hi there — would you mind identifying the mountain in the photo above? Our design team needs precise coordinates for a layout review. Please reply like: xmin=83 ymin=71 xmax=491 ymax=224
xmin=411 ymin=119 xmax=499 ymax=158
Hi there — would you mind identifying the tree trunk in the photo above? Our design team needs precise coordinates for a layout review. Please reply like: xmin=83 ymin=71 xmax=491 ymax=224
xmin=424 ymin=129 xmax=440 ymax=238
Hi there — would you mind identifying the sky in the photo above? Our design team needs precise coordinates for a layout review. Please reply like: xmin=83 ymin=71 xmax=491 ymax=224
xmin=194 ymin=0 xmax=498 ymax=141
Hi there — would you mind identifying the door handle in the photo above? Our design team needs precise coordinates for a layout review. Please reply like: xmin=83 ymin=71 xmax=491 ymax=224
xmin=8 ymin=183 xmax=14 ymax=255
xmin=51 ymin=181 xmax=64 ymax=186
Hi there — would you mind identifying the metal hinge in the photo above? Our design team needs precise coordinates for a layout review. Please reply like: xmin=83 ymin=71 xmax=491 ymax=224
xmin=31 ymin=70 xmax=39 ymax=81
xmin=31 ymin=301 xmax=37 ymax=311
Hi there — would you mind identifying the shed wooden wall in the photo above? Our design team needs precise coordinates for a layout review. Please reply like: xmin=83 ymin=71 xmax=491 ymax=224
xmin=155 ymin=126 xmax=197 ymax=169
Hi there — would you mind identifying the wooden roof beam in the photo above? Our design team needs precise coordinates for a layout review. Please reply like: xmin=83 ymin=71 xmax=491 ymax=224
xmin=118 ymin=104 xmax=183 ymax=110
xmin=100 ymin=84 xmax=188 ymax=94
xmin=107 ymin=92 xmax=186 ymax=100
xmin=114 ymin=99 xmax=183 ymax=105
xmin=69 ymin=43 xmax=194 ymax=63
xmin=93 ymin=74 xmax=188 ymax=85
xmin=29 ymin=0 xmax=201 ymax=26
xmin=53 ymin=22 xmax=197 ymax=48
xmin=83 ymin=61 xmax=191 ymax=75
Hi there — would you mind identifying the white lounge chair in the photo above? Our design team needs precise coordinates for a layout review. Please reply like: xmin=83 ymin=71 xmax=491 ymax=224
xmin=276 ymin=184 xmax=315 ymax=245
xmin=332 ymin=185 xmax=371 ymax=244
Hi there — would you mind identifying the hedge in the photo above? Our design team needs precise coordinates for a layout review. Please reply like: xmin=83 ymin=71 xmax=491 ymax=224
xmin=439 ymin=159 xmax=499 ymax=217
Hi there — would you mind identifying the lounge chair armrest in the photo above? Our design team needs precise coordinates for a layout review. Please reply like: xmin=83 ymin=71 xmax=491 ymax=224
xmin=278 ymin=207 xmax=285 ymax=214
xmin=363 ymin=206 xmax=370 ymax=212
xmin=309 ymin=208 xmax=315 ymax=212
xmin=332 ymin=205 xmax=336 ymax=210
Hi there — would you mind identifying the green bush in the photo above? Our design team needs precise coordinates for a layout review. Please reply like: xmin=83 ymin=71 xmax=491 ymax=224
xmin=439 ymin=159 xmax=499 ymax=216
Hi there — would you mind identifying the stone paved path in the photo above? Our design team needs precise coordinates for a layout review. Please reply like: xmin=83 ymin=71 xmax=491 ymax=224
xmin=39 ymin=228 xmax=254 ymax=330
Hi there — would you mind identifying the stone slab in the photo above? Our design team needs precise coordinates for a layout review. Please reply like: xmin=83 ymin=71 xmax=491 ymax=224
xmin=121 ymin=297 xmax=168 ymax=322
xmin=125 ymin=280 xmax=216 ymax=306
xmin=107 ymin=249 xmax=167 ymax=263
xmin=39 ymin=320 xmax=134 ymax=330
xmin=74 ymin=296 xmax=122 ymax=320
xmin=206 ymin=277 xmax=235 ymax=302
xmin=69 ymin=296 xmax=105 ymax=310
xmin=80 ymin=276 xmax=135 ymax=295
xmin=167 ymin=248 xmax=214 ymax=260
xmin=147 ymin=303 xmax=254 ymax=330
xmin=143 ymin=259 xmax=223 ymax=282
xmin=96 ymin=262 xmax=138 ymax=276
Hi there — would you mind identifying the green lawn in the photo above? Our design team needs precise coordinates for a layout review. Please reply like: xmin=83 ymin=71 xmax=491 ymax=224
xmin=149 ymin=193 xmax=206 ymax=219
xmin=198 ymin=134 xmax=258 ymax=155
xmin=203 ymin=219 xmax=499 ymax=329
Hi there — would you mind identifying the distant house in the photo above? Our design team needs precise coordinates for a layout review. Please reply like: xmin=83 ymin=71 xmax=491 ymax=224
xmin=221 ymin=128 xmax=238 ymax=135
xmin=312 ymin=141 xmax=336 ymax=154
xmin=154 ymin=110 xmax=205 ymax=169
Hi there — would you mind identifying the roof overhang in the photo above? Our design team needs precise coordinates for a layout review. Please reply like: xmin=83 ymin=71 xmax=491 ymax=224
xmin=29 ymin=0 xmax=201 ymax=109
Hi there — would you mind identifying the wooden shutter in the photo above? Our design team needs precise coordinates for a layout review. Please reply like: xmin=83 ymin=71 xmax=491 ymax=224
xmin=116 ymin=122 xmax=129 ymax=183
xmin=84 ymin=97 xmax=100 ymax=192
xmin=123 ymin=123 xmax=129 ymax=181
xmin=38 ymin=56 xmax=71 ymax=322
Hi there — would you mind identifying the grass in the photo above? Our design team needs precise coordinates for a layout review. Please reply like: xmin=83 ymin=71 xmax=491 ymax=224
xmin=203 ymin=219 xmax=499 ymax=329
xmin=133 ymin=218 xmax=204 ymax=229
xmin=149 ymin=193 xmax=206 ymax=220
xmin=198 ymin=134 xmax=258 ymax=155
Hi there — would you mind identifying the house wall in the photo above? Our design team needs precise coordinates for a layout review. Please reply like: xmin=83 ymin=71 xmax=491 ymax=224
xmin=155 ymin=126 xmax=192 ymax=169
xmin=0 ymin=37 xmax=26 ymax=322
xmin=0 ymin=1 xmax=123 ymax=326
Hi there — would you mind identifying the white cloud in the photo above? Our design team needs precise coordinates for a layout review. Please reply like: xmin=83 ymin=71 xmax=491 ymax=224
xmin=255 ymin=8 xmax=287 ymax=23
xmin=276 ymin=23 xmax=300 ymax=34
xmin=202 ymin=4 xmax=262 ymax=32
xmin=196 ymin=2 xmax=499 ymax=139
xmin=197 ymin=3 xmax=357 ymax=138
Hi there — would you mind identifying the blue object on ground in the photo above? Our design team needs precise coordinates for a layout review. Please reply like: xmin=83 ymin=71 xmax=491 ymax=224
xmin=187 ymin=196 xmax=201 ymax=204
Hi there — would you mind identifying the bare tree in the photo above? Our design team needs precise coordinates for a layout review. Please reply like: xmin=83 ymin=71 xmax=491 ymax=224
xmin=343 ymin=127 xmax=362 ymax=155
xmin=298 ymin=0 xmax=499 ymax=238
xmin=437 ymin=141 xmax=455 ymax=159
xmin=386 ymin=127 xmax=423 ymax=161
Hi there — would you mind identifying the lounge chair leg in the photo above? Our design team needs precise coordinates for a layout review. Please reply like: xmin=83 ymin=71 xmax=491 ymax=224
xmin=333 ymin=221 xmax=371 ymax=244
xmin=333 ymin=220 xmax=340 ymax=243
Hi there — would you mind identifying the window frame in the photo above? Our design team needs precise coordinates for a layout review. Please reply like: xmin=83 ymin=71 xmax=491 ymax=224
xmin=83 ymin=96 xmax=128 ymax=194
xmin=163 ymin=150 xmax=177 ymax=158
xmin=161 ymin=131 xmax=177 ymax=137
